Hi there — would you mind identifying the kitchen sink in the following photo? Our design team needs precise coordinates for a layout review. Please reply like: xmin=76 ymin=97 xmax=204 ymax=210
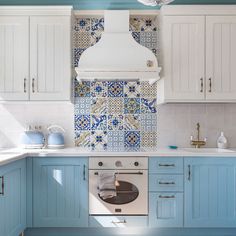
xmin=182 ymin=148 xmax=235 ymax=153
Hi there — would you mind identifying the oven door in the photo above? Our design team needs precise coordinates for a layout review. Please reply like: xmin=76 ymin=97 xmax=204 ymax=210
xmin=89 ymin=170 xmax=148 ymax=215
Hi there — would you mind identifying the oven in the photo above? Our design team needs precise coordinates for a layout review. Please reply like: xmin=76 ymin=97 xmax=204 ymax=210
xmin=89 ymin=157 xmax=148 ymax=215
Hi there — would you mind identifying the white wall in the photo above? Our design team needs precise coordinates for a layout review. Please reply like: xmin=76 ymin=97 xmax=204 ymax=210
xmin=0 ymin=102 xmax=236 ymax=149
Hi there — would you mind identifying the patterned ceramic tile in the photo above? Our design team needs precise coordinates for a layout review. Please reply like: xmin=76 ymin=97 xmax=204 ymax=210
xmin=91 ymin=114 xmax=107 ymax=130
xmin=131 ymin=32 xmax=140 ymax=43
xmin=74 ymin=81 xmax=90 ymax=97
xmin=141 ymin=131 xmax=157 ymax=147
xmin=108 ymin=114 xmax=124 ymax=131
xmin=90 ymin=31 xmax=102 ymax=46
xmin=91 ymin=81 xmax=108 ymax=97
xmin=141 ymin=114 xmax=157 ymax=132
xmin=124 ymin=81 xmax=140 ymax=98
xmin=140 ymin=17 xmax=157 ymax=32
xmin=124 ymin=114 xmax=140 ymax=131
xmin=74 ymin=18 xmax=91 ymax=32
xmin=74 ymin=31 xmax=91 ymax=48
xmin=124 ymin=131 xmax=141 ymax=148
xmin=108 ymin=98 xmax=124 ymax=114
xmin=124 ymin=98 xmax=140 ymax=114
xmin=74 ymin=97 xmax=91 ymax=114
xmin=140 ymin=32 xmax=157 ymax=49
xmin=74 ymin=48 xmax=86 ymax=67
xmin=108 ymin=81 xmax=124 ymax=97
xmin=107 ymin=131 xmax=124 ymax=150
xmin=91 ymin=98 xmax=107 ymax=114
xmin=130 ymin=17 xmax=142 ymax=32
xmin=75 ymin=115 xmax=90 ymax=130
xmin=140 ymin=81 xmax=157 ymax=97
xmin=141 ymin=98 xmax=157 ymax=113
xmin=91 ymin=130 xmax=107 ymax=151
xmin=91 ymin=18 xmax=104 ymax=31
xmin=75 ymin=131 xmax=90 ymax=148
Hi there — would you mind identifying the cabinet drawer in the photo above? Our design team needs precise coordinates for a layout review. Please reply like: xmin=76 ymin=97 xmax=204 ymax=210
xmin=149 ymin=157 xmax=183 ymax=174
xmin=89 ymin=216 xmax=147 ymax=227
xmin=149 ymin=174 xmax=183 ymax=192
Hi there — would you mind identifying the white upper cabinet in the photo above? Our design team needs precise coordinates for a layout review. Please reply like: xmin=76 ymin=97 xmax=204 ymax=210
xmin=162 ymin=16 xmax=205 ymax=102
xmin=0 ymin=16 xmax=29 ymax=101
xmin=30 ymin=16 xmax=71 ymax=101
xmin=206 ymin=16 xmax=236 ymax=101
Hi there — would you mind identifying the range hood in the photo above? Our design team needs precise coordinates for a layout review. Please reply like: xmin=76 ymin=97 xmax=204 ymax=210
xmin=75 ymin=10 xmax=161 ymax=84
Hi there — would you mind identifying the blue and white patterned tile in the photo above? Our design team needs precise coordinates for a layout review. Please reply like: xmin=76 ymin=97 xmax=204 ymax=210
xmin=91 ymin=81 xmax=108 ymax=97
xmin=108 ymin=81 xmax=124 ymax=97
xmin=91 ymin=98 xmax=107 ymax=114
xmin=74 ymin=97 xmax=91 ymax=114
xmin=140 ymin=17 xmax=157 ymax=32
xmin=124 ymin=131 xmax=141 ymax=148
xmin=74 ymin=18 xmax=91 ymax=32
xmin=108 ymin=98 xmax=124 ymax=114
xmin=124 ymin=98 xmax=140 ymax=114
xmin=130 ymin=17 xmax=142 ymax=31
xmin=91 ymin=18 xmax=104 ymax=31
xmin=90 ymin=31 xmax=102 ymax=46
xmin=124 ymin=81 xmax=140 ymax=98
xmin=140 ymin=81 xmax=157 ymax=97
xmin=91 ymin=130 xmax=107 ymax=151
xmin=108 ymin=114 xmax=124 ymax=131
xmin=75 ymin=130 xmax=90 ymax=148
xmin=141 ymin=131 xmax=157 ymax=148
xmin=107 ymin=131 xmax=124 ymax=151
xmin=91 ymin=114 xmax=107 ymax=130
xmin=141 ymin=98 xmax=157 ymax=113
xmin=75 ymin=115 xmax=90 ymax=130
xmin=140 ymin=114 xmax=157 ymax=132
xmin=74 ymin=48 xmax=86 ymax=67
xmin=124 ymin=114 xmax=140 ymax=131
xmin=140 ymin=32 xmax=157 ymax=49
xmin=74 ymin=81 xmax=90 ymax=97
xmin=74 ymin=31 xmax=91 ymax=48
xmin=131 ymin=32 xmax=140 ymax=43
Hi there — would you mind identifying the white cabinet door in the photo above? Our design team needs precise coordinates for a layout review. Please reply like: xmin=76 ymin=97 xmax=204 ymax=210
xmin=206 ymin=16 xmax=236 ymax=101
xmin=30 ymin=16 xmax=71 ymax=101
xmin=0 ymin=16 xmax=29 ymax=101
xmin=162 ymin=16 xmax=205 ymax=101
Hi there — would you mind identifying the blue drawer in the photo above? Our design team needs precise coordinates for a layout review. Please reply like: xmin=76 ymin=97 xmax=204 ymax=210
xmin=149 ymin=174 xmax=183 ymax=192
xmin=149 ymin=157 xmax=183 ymax=174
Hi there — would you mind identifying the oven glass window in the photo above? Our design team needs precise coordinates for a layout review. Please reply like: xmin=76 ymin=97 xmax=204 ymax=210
xmin=98 ymin=181 xmax=139 ymax=205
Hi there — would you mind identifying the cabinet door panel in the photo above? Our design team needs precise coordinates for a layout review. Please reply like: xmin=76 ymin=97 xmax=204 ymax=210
xmin=30 ymin=16 xmax=71 ymax=101
xmin=33 ymin=158 xmax=88 ymax=227
xmin=185 ymin=158 xmax=236 ymax=227
xmin=163 ymin=16 xmax=205 ymax=101
xmin=206 ymin=16 xmax=236 ymax=101
xmin=0 ymin=16 xmax=29 ymax=101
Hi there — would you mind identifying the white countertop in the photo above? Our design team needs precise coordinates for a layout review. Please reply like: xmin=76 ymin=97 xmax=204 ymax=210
xmin=1 ymin=147 xmax=236 ymax=166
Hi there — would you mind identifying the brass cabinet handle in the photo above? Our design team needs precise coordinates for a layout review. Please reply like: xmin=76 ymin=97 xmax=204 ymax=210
xmin=0 ymin=176 xmax=4 ymax=196
xmin=188 ymin=165 xmax=191 ymax=181
xmin=111 ymin=220 xmax=127 ymax=224
xmin=209 ymin=78 xmax=212 ymax=93
xmin=200 ymin=78 xmax=203 ymax=93
xmin=159 ymin=195 xmax=175 ymax=199
xmin=32 ymin=78 xmax=35 ymax=93
xmin=158 ymin=181 xmax=175 ymax=185
xmin=24 ymin=78 xmax=27 ymax=93
xmin=158 ymin=164 xmax=175 ymax=167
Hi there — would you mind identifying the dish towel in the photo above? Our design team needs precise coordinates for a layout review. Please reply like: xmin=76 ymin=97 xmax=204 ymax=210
xmin=98 ymin=172 xmax=117 ymax=200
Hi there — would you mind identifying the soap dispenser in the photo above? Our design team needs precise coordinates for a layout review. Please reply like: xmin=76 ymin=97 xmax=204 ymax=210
xmin=217 ymin=132 xmax=228 ymax=149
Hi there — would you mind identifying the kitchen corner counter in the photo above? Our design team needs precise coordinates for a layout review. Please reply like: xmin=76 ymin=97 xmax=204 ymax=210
xmin=1 ymin=147 xmax=236 ymax=166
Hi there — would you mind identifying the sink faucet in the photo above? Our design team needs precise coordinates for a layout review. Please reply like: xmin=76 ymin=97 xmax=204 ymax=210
xmin=190 ymin=123 xmax=207 ymax=148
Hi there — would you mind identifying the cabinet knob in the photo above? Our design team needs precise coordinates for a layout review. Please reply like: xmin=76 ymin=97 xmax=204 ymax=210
xmin=115 ymin=161 xmax=122 ymax=167
xmin=98 ymin=162 xmax=103 ymax=167
xmin=134 ymin=161 xmax=139 ymax=166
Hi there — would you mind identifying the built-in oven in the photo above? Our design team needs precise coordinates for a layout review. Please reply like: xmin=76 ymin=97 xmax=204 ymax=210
xmin=89 ymin=157 xmax=148 ymax=215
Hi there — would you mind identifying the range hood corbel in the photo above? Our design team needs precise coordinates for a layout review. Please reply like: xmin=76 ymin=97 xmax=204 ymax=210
xmin=75 ymin=10 xmax=161 ymax=84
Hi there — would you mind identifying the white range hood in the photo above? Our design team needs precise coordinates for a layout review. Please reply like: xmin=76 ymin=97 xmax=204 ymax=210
xmin=75 ymin=10 xmax=161 ymax=84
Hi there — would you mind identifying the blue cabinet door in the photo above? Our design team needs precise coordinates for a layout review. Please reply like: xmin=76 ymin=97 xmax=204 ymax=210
xmin=33 ymin=157 xmax=88 ymax=227
xmin=185 ymin=157 xmax=236 ymax=227
xmin=0 ymin=159 xmax=26 ymax=236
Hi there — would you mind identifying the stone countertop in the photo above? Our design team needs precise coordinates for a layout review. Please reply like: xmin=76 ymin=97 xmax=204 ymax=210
xmin=0 ymin=147 xmax=236 ymax=166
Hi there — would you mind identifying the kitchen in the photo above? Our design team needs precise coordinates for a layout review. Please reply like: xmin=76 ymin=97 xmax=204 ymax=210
xmin=1 ymin=0 xmax=236 ymax=235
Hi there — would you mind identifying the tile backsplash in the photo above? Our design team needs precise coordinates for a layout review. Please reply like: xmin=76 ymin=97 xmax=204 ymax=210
xmin=73 ymin=16 xmax=158 ymax=150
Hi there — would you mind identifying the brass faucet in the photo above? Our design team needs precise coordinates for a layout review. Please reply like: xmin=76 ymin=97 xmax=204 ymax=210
xmin=190 ymin=123 xmax=207 ymax=148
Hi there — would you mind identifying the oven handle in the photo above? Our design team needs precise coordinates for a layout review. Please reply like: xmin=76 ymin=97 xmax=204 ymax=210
xmin=111 ymin=220 xmax=127 ymax=224
xmin=94 ymin=171 xmax=143 ymax=175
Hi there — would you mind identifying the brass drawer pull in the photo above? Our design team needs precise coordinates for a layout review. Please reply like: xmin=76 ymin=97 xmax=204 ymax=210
xmin=0 ymin=176 xmax=4 ymax=195
xmin=159 ymin=181 xmax=175 ymax=185
xmin=158 ymin=164 xmax=175 ymax=167
xmin=159 ymin=195 xmax=175 ymax=199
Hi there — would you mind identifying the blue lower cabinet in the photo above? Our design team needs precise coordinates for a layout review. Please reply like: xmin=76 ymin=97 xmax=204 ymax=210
xmin=89 ymin=216 xmax=148 ymax=227
xmin=149 ymin=192 xmax=183 ymax=227
xmin=33 ymin=157 xmax=88 ymax=227
xmin=0 ymin=159 xmax=26 ymax=236
xmin=185 ymin=157 xmax=236 ymax=227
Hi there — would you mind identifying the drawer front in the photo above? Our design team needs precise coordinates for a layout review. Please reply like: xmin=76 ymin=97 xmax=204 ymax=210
xmin=149 ymin=174 xmax=183 ymax=192
xmin=89 ymin=216 xmax=148 ymax=227
xmin=149 ymin=192 xmax=183 ymax=227
xmin=149 ymin=157 xmax=183 ymax=174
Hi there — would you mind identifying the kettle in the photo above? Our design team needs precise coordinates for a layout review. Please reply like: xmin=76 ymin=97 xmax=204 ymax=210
xmin=47 ymin=125 xmax=65 ymax=149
